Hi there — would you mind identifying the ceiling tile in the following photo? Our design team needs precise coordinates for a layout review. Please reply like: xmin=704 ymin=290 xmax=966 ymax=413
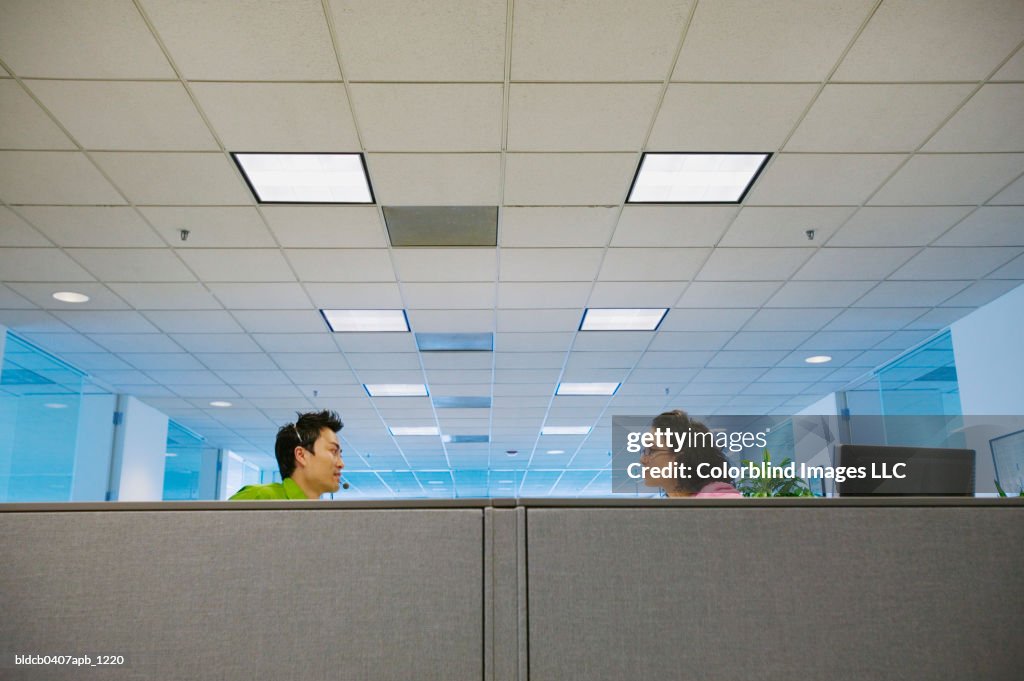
xmin=707 ymin=351 xmax=787 ymax=368
xmin=0 ymin=80 xmax=74 ymax=149
xmin=834 ymin=0 xmax=1024 ymax=81
xmin=26 ymin=80 xmax=217 ymax=151
xmin=675 ymin=281 xmax=781 ymax=308
xmin=406 ymin=309 xmax=493 ymax=332
xmin=793 ymin=248 xmax=917 ymax=280
xmin=924 ymin=84 xmax=1024 ymax=153
xmin=939 ymin=280 xmax=1021 ymax=307
xmin=88 ymin=333 xmax=183 ymax=353
xmin=251 ymin=334 xmax=339 ymax=354
xmin=232 ymin=310 xmax=324 ymax=333
xmin=502 ymin=248 xmax=602 ymax=282
xmin=746 ymin=154 xmax=905 ymax=206
xmin=194 ymin=353 xmax=278 ymax=371
xmin=0 ymin=284 xmax=36 ymax=309
xmin=599 ymin=248 xmax=708 ymax=282
xmin=512 ymin=0 xmax=691 ymax=80
xmin=989 ymin=174 xmax=1024 ymax=205
xmin=50 ymin=309 xmax=159 ymax=334
xmin=588 ymin=282 xmax=686 ymax=307
xmin=890 ymin=247 xmax=1022 ymax=280
xmin=143 ymin=310 xmax=243 ymax=333
xmin=934 ymin=207 xmax=1024 ymax=247
xmin=572 ymin=331 xmax=654 ymax=352
xmin=178 ymin=249 xmax=295 ymax=283
xmin=786 ymin=85 xmax=972 ymax=152
xmin=333 ymin=332 xmax=417 ymax=353
xmin=286 ymin=249 xmax=395 ymax=283
xmin=673 ymin=0 xmax=873 ymax=81
xmin=304 ymin=283 xmax=403 ymax=309
xmin=498 ymin=282 xmax=592 ymax=309
xmin=0 ymin=151 xmax=125 ymax=205
xmin=696 ymin=247 xmax=811 ymax=281
xmin=904 ymin=307 xmax=975 ymax=331
xmin=393 ymin=249 xmax=496 ymax=282
xmin=743 ymin=308 xmax=842 ymax=332
xmin=500 ymin=207 xmax=617 ymax=247
xmin=649 ymin=84 xmax=817 ymax=150
xmin=91 ymin=152 xmax=252 ymax=205
xmin=829 ymin=206 xmax=973 ymax=247
xmin=171 ymin=334 xmax=262 ymax=353
xmin=659 ymin=308 xmax=754 ymax=332
xmin=0 ymin=208 xmax=48 ymax=247
xmin=326 ymin=0 xmax=506 ymax=81
xmin=0 ymin=248 xmax=95 ymax=281
xmin=403 ymin=283 xmax=495 ymax=309
xmin=70 ymin=248 xmax=195 ymax=282
xmin=853 ymin=281 xmax=971 ymax=308
xmin=504 ymin=154 xmax=636 ymax=206
xmin=823 ymin=307 xmax=928 ymax=331
xmin=719 ymin=207 xmax=854 ymax=248
xmin=191 ymin=82 xmax=359 ymax=152
xmin=0 ymin=310 xmax=72 ymax=333
xmin=0 ymin=0 xmax=174 ymax=78
xmin=800 ymin=331 xmax=893 ymax=351
xmin=496 ymin=332 xmax=573 ymax=352
xmin=139 ymin=207 xmax=275 ymax=248
xmin=350 ymin=84 xmax=502 ymax=152
xmin=508 ymin=84 xmax=660 ymax=152
xmin=108 ymin=283 xmax=222 ymax=310
xmin=870 ymin=154 xmax=1024 ymax=205
xmin=367 ymin=154 xmax=501 ymax=205
xmin=19 ymin=333 xmax=105 ymax=355
xmin=122 ymin=353 xmax=205 ymax=371
xmin=262 ymin=206 xmax=385 ymax=248
xmin=142 ymin=0 xmax=340 ymax=80
xmin=612 ymin=206 xmax=737 ymax=247
xmin=18 ymin=206 xmax=163 ymax=248
xmin=725 ymin=331 xmax=812 ymax=350
xmin=497 ymin=309 xmax=580 ymax=333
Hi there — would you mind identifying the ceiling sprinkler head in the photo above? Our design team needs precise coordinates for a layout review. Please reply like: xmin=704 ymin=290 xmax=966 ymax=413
xmin=180 ymin=229 xmax=190 ymax=241
xmin=805 ymin=229 xmax=816 ymax=241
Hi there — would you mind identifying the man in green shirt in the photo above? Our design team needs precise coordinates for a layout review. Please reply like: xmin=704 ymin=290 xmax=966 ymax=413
xmin=230 ymin=409 xmax=345 ymax=500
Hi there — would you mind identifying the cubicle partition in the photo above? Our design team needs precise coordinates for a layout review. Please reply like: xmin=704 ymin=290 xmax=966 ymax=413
xmin=2 ymin=499 xmax=1022 ymax=681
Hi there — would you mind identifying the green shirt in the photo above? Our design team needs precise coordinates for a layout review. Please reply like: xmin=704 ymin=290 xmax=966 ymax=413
xmin=229 ymin=477 xmax=310 ymax=500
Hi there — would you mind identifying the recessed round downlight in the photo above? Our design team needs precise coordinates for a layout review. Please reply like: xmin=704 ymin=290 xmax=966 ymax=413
xmin=52 ymin=291 xmax=90 ymax=303
xmin=804 ymin=355 xmax=833 ymax=364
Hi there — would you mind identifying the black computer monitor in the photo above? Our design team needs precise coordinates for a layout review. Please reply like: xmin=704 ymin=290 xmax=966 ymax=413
xmin=835 ymin=444 xmax=975 ymax=496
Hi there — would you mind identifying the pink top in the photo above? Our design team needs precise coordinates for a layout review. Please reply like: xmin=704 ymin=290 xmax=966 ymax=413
xmin=694 ymin=481 xmax=743 ymax=498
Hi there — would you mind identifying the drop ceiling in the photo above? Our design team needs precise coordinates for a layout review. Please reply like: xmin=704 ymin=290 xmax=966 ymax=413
xmin=1 ymin=0 xmax=1022 ymax=498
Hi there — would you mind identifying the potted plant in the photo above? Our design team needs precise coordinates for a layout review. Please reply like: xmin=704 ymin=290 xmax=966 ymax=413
xmin=735 ymin=449 xmax=814 ymax=497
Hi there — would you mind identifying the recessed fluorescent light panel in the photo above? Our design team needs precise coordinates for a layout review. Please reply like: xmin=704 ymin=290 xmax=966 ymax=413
xmin=433 ymin=396 xmax=492 ymax=409
xmin=580 ymin=308 xmax=667 ymax=332
xmin=627 ymin=152 xmax=770 ymax=203
xmin=389 ymin=426 xmax=440 ymax=436
xmin=444 ymin=434 xmax=490 ymax=444
xmin=232 ymin=152 xmax=374 ymax=204
xmin=321 ymin=309 xmax=409 ymax=332
xmin=541 ymin=426 xmax=592 ymax=436
xmin=556 ymin=382 xmax=621 ymax=396
xmin=415 ymin=332 xmax=493 ymax=352
xmin=364 ymin=384 xmax=428 ymax=397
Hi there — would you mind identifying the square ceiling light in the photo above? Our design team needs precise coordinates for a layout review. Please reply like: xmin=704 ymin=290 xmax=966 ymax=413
xmin=627 ymin=152 xmax=770 ymax=203
xmin=415 ymin=332 xmax=493 ymax=351
xmin=232 ymin=152 xmax=374 ymax=204
xmin=389 ymin=426 xmax=440 ymax=436
xmin=541 ymin=426 xmax=592 ymax=436
xmin=580 ymin=308 xmax=667 ymax=331
xmin=556 ymin=382 xmax=621 ymax=396
xmin=364 ymin=384 xmax=428 ymax=397
xmin=321 ymin=309 xmax=409 ymax=332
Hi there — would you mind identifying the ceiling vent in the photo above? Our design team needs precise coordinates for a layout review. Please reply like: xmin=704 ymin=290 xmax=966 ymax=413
xmin=383 ymin=206 xmax=498 ymax=246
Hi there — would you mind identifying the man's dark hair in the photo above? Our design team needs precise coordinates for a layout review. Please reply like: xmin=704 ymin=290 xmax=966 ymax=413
xmin=275 ymin=409 xmax=343 ymax=478
xmin=650 ymin=409 xmax=733 ymax=494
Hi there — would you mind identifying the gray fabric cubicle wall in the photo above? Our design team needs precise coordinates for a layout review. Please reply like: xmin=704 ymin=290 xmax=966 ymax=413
xmin=526 ymin=505 xmax=1024 ymax=681
xmin=1 ymin=506 xmax=483 ymax=681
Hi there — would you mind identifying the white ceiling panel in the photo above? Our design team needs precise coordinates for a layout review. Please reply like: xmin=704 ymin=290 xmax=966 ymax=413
xmin=195 ymin=353 xmax=279 ymax=371
xmin=20 ymin=333 xmax=105 ymax=355
xmin=891 ymin=247 xmax=1022 ymax=280
xmin=508 ymin=84 xmax=660 ymax=152
xmin=707 ymin=351 xmax=788 ymax=368
xmin=824 ymin=307 xmax=928 ymax=331
xmin=496 ymin=332 xmax=574 ymax=353
xmin=853 ymin=281 xmax=971 ymax=308
xmin=870 ymin=154 xmax=1024 ymax=205
xmin=8 ymin=282 xmax=127 ymax=310
xmin=90 ymin=152 xmax=252 ymax=206
xmin=747 ymin=154 xmax=905 ymax=206
xmin=177 ymin=249 xmax=295 ymax=283
xmin=940 ymin=280 xmax=1021 ymax=308
xmin=675 ymin=281 xmax=780 ymax=308
xmin=406 ymin=309 xmax=494 ymax=332
xmin=0 ymin=285 xmax=36 ymax=309
xmin=142 ymin=0 xmax=340 ymax=80
xmin=0 ymin=80 xmax=75 ymax=149
xmin=659 ymin=308 xmax=754 ymax=331
xmin=367 ymin=154 xmax=501 ymax=205
xmin=251 ymin=334 xmax=338 ymax=354
xmin=18 ymin=206 xmax=163 ymax=248
xmin=70 ymin=248 xmax=195 ymax=283
xmin=673 ymin=0 xmax=873 ymax=81
xmin=588 ymin=282 xmax=687 ymax=307
xmin=500 ymin=248 xmax=603 ymax=282
xmin=800 ymin=331 xmax=893 ymax=351
xmin=232 ymin=310 xmax=324 ymax=333
xmin=334 ymin=333 xmax=417 ymax=353
xmin=498 ymin=282 xmax=592 ymax=309
xmin=55 ymin=310 xmax=160 ymax=334
xmin=764 ymin=280 xmax=876 ymax=308
xmin=834 ymin=0 xmax=1024 ymax=81
xmin=0 ymin=152 xmax=125 ymax=205
xmin=191 ymin=83 xmax=359 ymax=152
xmin=304 ymin=283 xmax=403 ymax=309
xmin=88 ymin=334 xmax=183 ymax=353
xmin=786 ymin=85 xmax=972 ymax=152
xmin=393 ymin=249 xmax=496 ymax=283
xmin=564 ymin=350 xmax=640 ymax=369
xmin=828 ymin=206 xmax=974 ymax=247
xmin=286 ymin=249 xmax=394 ymax=283
xmin=327 ymin=0 xmax=506 ymax=81
xmin=904 ymin=307 xmax=975 ymax=331
xmin=696 ymin=247 xmax=811 ymax=281
xmin=0 ymin=310 xmax=72 ymax=333
xmin=271 ymin=352 xmax=350 ymax=371
xmin=0 ymin=248 xmax=95 ymax=282
xmin=511 ymin=0 xmax=691 ymax=80
xmin=171 ymin=334 xmax=262 ymax=353
xmin=403 ymin=283 xmax=495 ymax=310
xmin=0 ymin=208 xmax=48 ymax=247
xmin=934 ymin=207 xmax=1024 ymax=247
xmin=108 ymin=283 xmax=222 ymax=310
xmin=261 ymin=206 xmax=385 ymax=249
xmin=0 ymin=0 xmax=174 ymax=78
xmin=26 ymin=80 xmax=217 ymax=151
xmin=612 ymin=206 xmax=736 ymax=247
xmin=719 ymin=207 xmax=854 ymax=248
xmin=143 ymin=310 xmax=242 ymax=334
xmin=139 ymin=207 xmax=275 ymax=248
xmin=504 ymin=154 xmax=636 ymax=206
xmin=989 ymin=174 xmax=1024 ymax=205
xmin=497 ymin=309 xmax=581 ymax=333
xmin=350 ymin=84 xmax=502 ymax=152
xmin=599 ymin=248 xmax=707 ymax=282
xmin=635 ymin=351 xmax=714 ymax=368
xmin=123 ymin=353 xmax=205 ymax=371
xmin=422 ymin=351 xmax=493 ymax=370
xmin=924 ymin=84 xmax=1024 ymax=152
xmin=649 ymin=84 xmax=816 ymax=151
xmin=725 ymin=331 xmax=813 ymax=350
xmin=572 ymin=331 xmax=654 ymax=352
xmin=500 ymin=207 xmax=617 ymax=248
xmin=648 ymin=332 xmax=733 ymax=351
xmin=793 ymin=248 xmax=917 ymax=281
